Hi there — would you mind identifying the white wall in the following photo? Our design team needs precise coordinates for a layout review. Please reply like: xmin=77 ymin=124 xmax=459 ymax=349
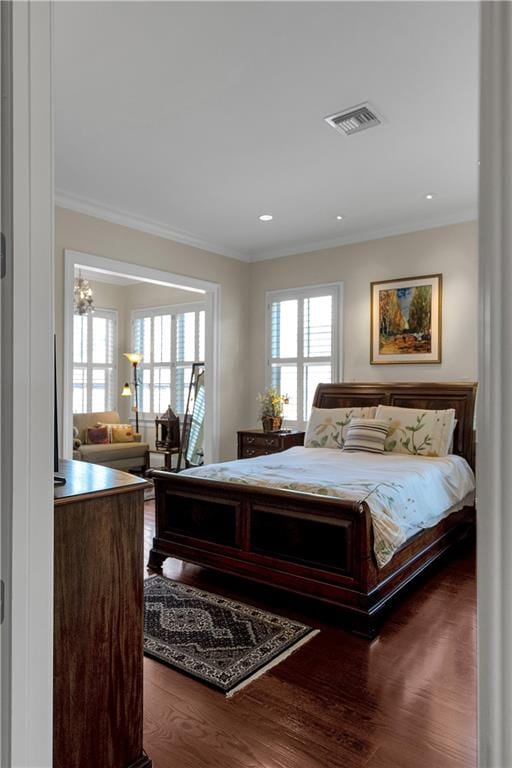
xmin=248 ymin=221 xmax=478 ymax=424
xmin=121 ymin=281 xmax=196 ymax=311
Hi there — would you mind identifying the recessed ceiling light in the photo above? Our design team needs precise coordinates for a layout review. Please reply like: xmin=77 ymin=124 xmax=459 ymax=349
xmin=424 ymin=193 xmax=437 ymax=200
xmin=336 ymin=215 xmax=344 ymax=221
xmin=258 ymin=213 xmax=273 ymax=222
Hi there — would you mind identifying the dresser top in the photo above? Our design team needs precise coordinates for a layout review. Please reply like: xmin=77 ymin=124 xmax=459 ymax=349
xmin=237 ymin=429 xmax=305 ymax=436
xmin=54 ymin=459 xmax=148 ymax=504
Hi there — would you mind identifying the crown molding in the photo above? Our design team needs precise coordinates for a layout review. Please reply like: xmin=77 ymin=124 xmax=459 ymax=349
xmin=54 ymin=189 xmax=249 ymax=262
xmin=246 ymin=209 xmax=478 ymax=262
xmin=55 ymin=189 xmax=477 ymax=265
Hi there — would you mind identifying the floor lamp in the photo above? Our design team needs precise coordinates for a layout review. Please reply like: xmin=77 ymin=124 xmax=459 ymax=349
xmin=122 ymin=352 xmax=143 ymax=432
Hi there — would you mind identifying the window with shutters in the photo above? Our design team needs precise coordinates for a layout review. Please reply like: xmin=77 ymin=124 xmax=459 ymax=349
xmin=73 ymin=309 xmax=117 ymax=413
xmin=132 ymin=303 xmax=205 ymax=418
xmin=266 ymin=285 xmax=341 ymax=426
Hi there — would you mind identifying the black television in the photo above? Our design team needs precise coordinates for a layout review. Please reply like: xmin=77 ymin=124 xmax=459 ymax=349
xmin=54 ymin=335 xmax=66 ymax=485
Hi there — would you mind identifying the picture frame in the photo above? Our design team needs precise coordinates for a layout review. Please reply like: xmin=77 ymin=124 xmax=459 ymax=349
xmin=370 ymin=273 xmax=442 ymax=365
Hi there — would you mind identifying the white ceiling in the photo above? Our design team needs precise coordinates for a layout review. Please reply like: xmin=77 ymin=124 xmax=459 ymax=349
xmin=54 ymin=1 xmax=479 ymax=262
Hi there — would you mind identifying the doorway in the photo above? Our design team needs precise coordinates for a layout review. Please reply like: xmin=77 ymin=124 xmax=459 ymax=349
xmin=62 ymin=249 xmax=220 ymax=466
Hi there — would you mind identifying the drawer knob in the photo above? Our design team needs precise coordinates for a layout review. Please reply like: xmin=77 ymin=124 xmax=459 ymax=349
xmin=246 ymin=436 xmax=255 ymax=444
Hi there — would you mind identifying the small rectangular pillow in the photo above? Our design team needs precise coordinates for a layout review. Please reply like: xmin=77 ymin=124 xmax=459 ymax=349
xmin=342 ymin=418 xmax=389 ymax=454
xmin=97 ymin=421 xmax=135 ymax=443
xmin=111 ymin=425 xmax=136 ymax=443
xmin=305 ymin=406 xmax=377 ymax=449
xmin=375 ymin=405 xmax=456 ymax=457
xmin=86 ymin=425 xmax=109 ymax=445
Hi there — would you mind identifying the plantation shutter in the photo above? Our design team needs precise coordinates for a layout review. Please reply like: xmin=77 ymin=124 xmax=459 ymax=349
xmin=91 ymin=312 xmax=116 ymax=411
xmin=270 ymin=298 xmax=299 ymax=421
xmin=72 ymin=309 xmax=117 ymax=413
xmin=132 ymin=304 xmax=205 ymax=417
xmin=73 ymin=314 xmax=88 ymax=413
xmin=268 ymin=286 xmax=339 ymax=425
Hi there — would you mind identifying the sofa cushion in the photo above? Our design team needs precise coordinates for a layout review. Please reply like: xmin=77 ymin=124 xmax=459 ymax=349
xmin=73 ymin=411 xmax=121 ymax=444
xmin=79 ymin=441 xmax=149 ymax=464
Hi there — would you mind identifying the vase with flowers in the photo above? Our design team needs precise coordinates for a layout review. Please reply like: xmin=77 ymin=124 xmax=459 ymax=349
xmin=257 ymin=387 xmax=289 ymax=432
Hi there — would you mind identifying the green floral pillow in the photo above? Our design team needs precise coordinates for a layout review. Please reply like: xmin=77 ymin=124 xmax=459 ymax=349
xmin=375 ymin=405 xmax=456 ymax=457
xmin=305 ymin=406 xmax=377 ymax=449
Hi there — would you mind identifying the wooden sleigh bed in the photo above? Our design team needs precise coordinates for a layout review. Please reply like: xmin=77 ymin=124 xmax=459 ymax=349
xmin=148 ymin=382 xmax=477 ymax=637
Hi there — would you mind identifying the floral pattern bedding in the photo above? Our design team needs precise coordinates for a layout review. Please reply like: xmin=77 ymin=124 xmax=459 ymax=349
xmin=181 ymin=447 xmax=475 ymax=567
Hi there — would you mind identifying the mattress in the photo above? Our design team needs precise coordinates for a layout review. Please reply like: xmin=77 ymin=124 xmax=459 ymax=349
xmin=181 ymin=446 xmax=476 ymax=567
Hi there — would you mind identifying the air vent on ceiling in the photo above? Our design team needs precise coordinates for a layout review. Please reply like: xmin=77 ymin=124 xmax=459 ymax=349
xmin=324 ymin=102 xmax=382 ymax=136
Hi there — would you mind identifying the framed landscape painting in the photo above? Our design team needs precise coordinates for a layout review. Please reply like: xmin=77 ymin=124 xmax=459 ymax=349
xmin=370 ymin=274 xmax=442 ymax=364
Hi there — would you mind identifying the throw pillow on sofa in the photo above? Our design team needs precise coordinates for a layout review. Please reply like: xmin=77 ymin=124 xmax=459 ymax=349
xmin=111 ymin=425 xmax=136 ymax=443
xmin=86 ymin=426 xmax=109 ymax=445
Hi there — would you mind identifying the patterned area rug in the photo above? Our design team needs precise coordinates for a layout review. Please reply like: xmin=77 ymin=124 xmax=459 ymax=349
xmin=144 ymin=575 xmax=319 ymax=696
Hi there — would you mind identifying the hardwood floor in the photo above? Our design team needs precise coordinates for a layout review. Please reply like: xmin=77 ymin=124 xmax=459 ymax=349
xmin=143 ymin=502 xmax=476 ymax=768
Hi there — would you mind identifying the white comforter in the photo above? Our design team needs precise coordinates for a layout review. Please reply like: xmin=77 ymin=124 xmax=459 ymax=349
xmin=181 ymin=447 xmax=475 ymax=567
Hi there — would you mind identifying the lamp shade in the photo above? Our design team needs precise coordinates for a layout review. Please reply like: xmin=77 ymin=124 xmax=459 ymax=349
xmin=121 ymin=383 xmax=132 ymax=397
xmin=124 ymin=352 xmax=143 ymax=364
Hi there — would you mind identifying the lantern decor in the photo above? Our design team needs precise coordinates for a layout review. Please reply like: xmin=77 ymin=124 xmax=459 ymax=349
xmin=73 ymin=273 xmax=95 ymax=315
xmin=155 ymin=405 xmax=180 ymax=452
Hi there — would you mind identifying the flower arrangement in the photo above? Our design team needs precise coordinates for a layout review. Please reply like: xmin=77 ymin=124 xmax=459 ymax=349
xmin=257 ymin=387 xmax=288 ymax=418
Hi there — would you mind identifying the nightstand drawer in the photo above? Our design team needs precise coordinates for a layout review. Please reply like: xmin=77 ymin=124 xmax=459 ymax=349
xmin=242 ymin=434 xmax=280 ymax=450
xmin=239 ymin=447 xmax=274 ymax=459
xmin=237 ymin=429 xmax=305 ymax=460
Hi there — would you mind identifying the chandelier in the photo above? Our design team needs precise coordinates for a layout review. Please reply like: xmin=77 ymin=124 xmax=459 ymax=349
xmin=74 ymin=274 xmax=95 ymax=315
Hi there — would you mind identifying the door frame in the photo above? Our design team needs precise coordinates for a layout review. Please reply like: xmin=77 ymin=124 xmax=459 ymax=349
xmin=477 ymin=4 xmax=512 ymax=766
xmin=5 ymin=2 xmax=512 ymax=766
xmin=8 ymin=3 xmax=54 ymax=767
xmin=0 ymin=1 xmax=13 ymax=764
xmin=62 ymin=249 xmax=221 ymax=464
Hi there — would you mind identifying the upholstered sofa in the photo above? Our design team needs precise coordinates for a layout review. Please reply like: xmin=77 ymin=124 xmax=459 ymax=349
xmin=73 ymin=411 xmax=149 ymax=472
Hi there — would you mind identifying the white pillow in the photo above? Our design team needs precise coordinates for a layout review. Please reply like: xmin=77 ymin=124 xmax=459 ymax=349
xmin=305 ymin=406 xmax=377 ymax=449
xmin=375 ymin=405 xmax=456 ymax=457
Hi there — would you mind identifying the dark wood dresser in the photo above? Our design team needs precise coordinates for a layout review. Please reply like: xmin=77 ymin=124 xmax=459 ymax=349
xmin=237 ymin=429 xmax=305 ymax=459
xmin=54 ymin=460 xmax=151 ymax=768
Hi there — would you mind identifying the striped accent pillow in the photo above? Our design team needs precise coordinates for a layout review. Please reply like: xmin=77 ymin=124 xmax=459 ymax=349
xmin=342 ymin=418 xmax=389 ymax=454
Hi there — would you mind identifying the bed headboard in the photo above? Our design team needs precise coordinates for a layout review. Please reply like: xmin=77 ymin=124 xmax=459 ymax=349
xmin=313 ymin=382 xmax=477 ymax=468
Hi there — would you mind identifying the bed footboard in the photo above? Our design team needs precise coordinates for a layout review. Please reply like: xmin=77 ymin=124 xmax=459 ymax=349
xmin=148 ymin=471 xmax=475 ymax=637
xmin=148 ymin=472 xmax=378 ymax=627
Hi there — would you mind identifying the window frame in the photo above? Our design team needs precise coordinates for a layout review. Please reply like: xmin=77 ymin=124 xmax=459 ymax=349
xmin=265 ymin=283 xmax=343 ymax=427
xmin=72 ymin=307 xmax=118 ymax=414
xmin=131 ymin=301 xmax=206 ymax=419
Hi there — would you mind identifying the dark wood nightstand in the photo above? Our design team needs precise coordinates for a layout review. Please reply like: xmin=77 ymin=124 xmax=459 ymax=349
xmin=237 ymin=429 xmax=305 ymax=459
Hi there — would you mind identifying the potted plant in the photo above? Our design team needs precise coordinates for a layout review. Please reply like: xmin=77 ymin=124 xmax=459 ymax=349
xmin=257 ymin=387 xmax=289 ymax=432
